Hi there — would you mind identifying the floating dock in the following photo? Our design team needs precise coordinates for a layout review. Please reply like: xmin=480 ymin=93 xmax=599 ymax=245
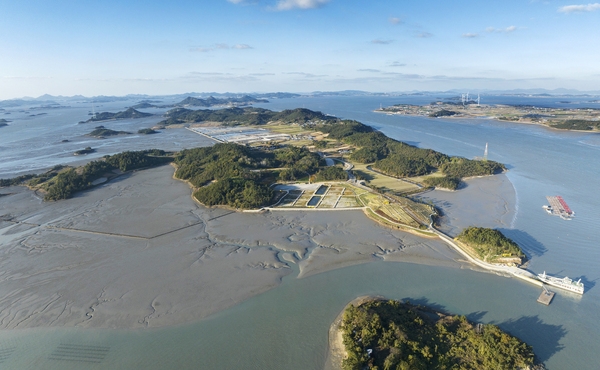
xmin=537 ymin=286 xmax=555 ymax=305
xmin=544 ymin=196 xmax=574 ymax=220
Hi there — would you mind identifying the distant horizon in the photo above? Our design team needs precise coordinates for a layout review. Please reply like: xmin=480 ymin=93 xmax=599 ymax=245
xmin=3 ymin=88 xmax=600 ymax=102
xmin=2 ymin=1 xmax=599 ymax=100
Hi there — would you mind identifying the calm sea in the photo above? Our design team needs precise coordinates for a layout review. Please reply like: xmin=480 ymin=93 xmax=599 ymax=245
xmin=1 ymin=95 xmax=599 ymax=369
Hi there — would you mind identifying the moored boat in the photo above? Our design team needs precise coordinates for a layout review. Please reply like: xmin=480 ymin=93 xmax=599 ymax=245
xmin=537 ymin=271 xmax=584 ymax=294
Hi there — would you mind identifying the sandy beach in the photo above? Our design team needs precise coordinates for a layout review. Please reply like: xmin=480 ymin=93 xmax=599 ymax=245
xmin=0 ymin=165 xmax=515 ymax=330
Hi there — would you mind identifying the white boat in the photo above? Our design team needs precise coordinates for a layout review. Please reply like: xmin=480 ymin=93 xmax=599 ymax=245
xmin=537 ymin=271 xmax=584 ymax=294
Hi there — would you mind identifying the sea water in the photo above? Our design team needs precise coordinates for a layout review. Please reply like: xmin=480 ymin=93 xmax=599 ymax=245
xmin=1 ymin=95 xmax=599 ymax=369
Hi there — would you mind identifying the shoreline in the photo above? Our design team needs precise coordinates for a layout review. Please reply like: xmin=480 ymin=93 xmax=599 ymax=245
xmin=374 ymin=107 xmax=600 ymax=133
xmin=0 ymin=161 xmax=529 ymax=331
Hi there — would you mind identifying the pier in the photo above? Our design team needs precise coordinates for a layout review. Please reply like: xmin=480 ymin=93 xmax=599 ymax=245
xmin=537 ymin=286 xmax=555 ymax=305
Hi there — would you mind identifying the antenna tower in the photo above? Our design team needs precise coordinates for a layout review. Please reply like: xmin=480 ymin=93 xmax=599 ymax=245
xmin=477 ymin=94 xmax=480 ymax=107
xmin=483 ymin=142 xmax=488 ymax=161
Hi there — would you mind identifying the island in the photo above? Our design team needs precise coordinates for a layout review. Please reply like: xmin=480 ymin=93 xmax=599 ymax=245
xmin=131 ymin=95 xmax=269 ymax=109
xmin=333 ymin=298 xmax=540 ymax=370
xmin=455 ymin=226 xmax=525 ymax=265
xmin=0 ymin=118 xmax=10 ymax=127
xmin=137 ymin=128 xmax=158 ymax=134
xmin=73 ymin=146 xmax=96 ymax=155
xmin=85 ymin=107 xmax=153 ymax=122
xmin=88 ymin=126 xmax=132 ymax=138
xmin=1 ymin=150 xmax=172 ymax=201
xmin=377 ymin=101 xmax=600 ymax=131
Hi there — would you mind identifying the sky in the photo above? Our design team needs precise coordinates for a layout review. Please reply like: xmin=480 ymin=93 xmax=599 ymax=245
xmin=1 ymin=0 xmax=599 ymax=99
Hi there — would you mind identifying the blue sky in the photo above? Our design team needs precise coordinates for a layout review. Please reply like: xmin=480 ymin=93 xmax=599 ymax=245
xmin=1 ymin=0 xmax=599 ymax=98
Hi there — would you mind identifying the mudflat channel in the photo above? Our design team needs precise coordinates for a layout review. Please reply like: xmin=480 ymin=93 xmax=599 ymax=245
xmin=0 ymin=165 xmax=514 ymax=330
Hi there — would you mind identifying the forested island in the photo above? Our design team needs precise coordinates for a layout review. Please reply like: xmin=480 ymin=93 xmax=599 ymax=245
xmin=138 ymin=128 xmax=158 ymax=134
xmin=88 ymin=126 xmax=131 ymax=137
xmin=338 ymin=298 xmax=539 ymax=370
xmin=455 ymin=227 xmax=525 ymax=265
xmin=0 ymin=150 xmax=172 ymax=201
xmin=0 ymin=118 xmax=10 ymax=127
xmin=85 ymin=108 xmax=153 ymax=122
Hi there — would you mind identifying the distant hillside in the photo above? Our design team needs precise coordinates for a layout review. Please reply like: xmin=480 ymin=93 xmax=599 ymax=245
xmin=0 ymin=119 xmax=9 ymax=127
xmin=85 ymin=108 xmax=153 ymax=122
xmin=175 ymin=95 xmax=268 ymax=107
xmin=159 ymin=106 xmax=334 ymax=126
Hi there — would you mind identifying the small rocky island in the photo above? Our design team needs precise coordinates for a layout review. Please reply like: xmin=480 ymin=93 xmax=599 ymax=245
xmin=332 ymin=298 xmax=541 ymax=370
xmin=88 ymin=126 xmax=131 ymax=138
xmin=73 ymin=147 xmax=96 ymax=155
xmin=0 ymin=118 xmax=10 ymax=127
xmin=137 ymin=128 xmax=158 ymax=134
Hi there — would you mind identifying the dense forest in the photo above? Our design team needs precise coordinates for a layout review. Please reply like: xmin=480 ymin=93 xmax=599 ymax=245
xmin=174 ymin=143 xmax=325 ymax=208
xmin=422 ymin=176 xmax=461 ymax=190
xmin=456 ymin=227 xmax=525 ymax=260
xmin=341 ymin=299 xmax=536 ymax=370
xmin=312 ymin=119 xmax=504 ymax=179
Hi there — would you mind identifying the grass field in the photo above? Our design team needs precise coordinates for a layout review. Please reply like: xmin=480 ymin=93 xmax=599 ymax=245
xmin=352 ymin=163 xmax=420 ymax=193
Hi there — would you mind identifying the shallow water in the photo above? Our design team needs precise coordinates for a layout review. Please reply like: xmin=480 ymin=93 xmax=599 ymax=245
xmin=1 ymin=95 xmax=600 ymax=369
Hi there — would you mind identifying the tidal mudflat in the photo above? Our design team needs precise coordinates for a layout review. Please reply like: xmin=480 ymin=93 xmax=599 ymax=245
xmin=0 ymin=164 xmax=515 ymax=330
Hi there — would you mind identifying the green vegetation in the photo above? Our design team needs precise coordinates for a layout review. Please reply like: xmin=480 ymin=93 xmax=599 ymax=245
xmin=438 ymin=158 xmax=505 ymax=178
xmin=429 ymin=109 xmax=458 ymax=118
xmin=88 ymin=127 xmax=131 ymax=137
xmin=422 ymin=176 xmax=461 ymax=190
xmin=313 ymin=119 xmax=503 ymax=180
xmin=341 ymin=299 xmax=535 ymax=370
xmin=18 ymin=150 xmax=172 ymax=201
xmin=86 ymin=108 xmax=152 ymax=122
xmin=194 ymin=177 xmax=272 ymax=209
xmin=456 ymin=227 xmax=525 ymax=261
xmin=551 ymin=119 xmax=600 ymax=130
xmin=1 ymin=166 xmax=66 ymax=188
xmin=138 ymin=128 xmax=158 ymax=134
xmin=314 ymin=166 xmax=348 ymax=182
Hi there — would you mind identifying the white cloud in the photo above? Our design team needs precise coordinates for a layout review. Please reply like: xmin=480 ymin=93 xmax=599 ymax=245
xmin=233 ymin=44 xmax=253 ymax=49
xmin=227 ymin=0 xmax=246 ymax=4
xmin=357 ymin=69 xmax=381 ymax=73
xmin=389 ymin=61 xmax=406 ymax=67
xmin=275 ymin=0 xmax=330 ymax=11
xmin=558 ymin=3 xmax=600 ymax=12
xmin=389 ymin=17 xmax=402 ymax=25
xmin=462 ymin=33 xmax=479 ymax=38
xmin=486 ymin=26 xmax=518 ymax=33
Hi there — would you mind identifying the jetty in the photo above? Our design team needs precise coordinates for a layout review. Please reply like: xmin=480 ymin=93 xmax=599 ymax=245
xmin=537 ymin=286 xmax=555 ymax=306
